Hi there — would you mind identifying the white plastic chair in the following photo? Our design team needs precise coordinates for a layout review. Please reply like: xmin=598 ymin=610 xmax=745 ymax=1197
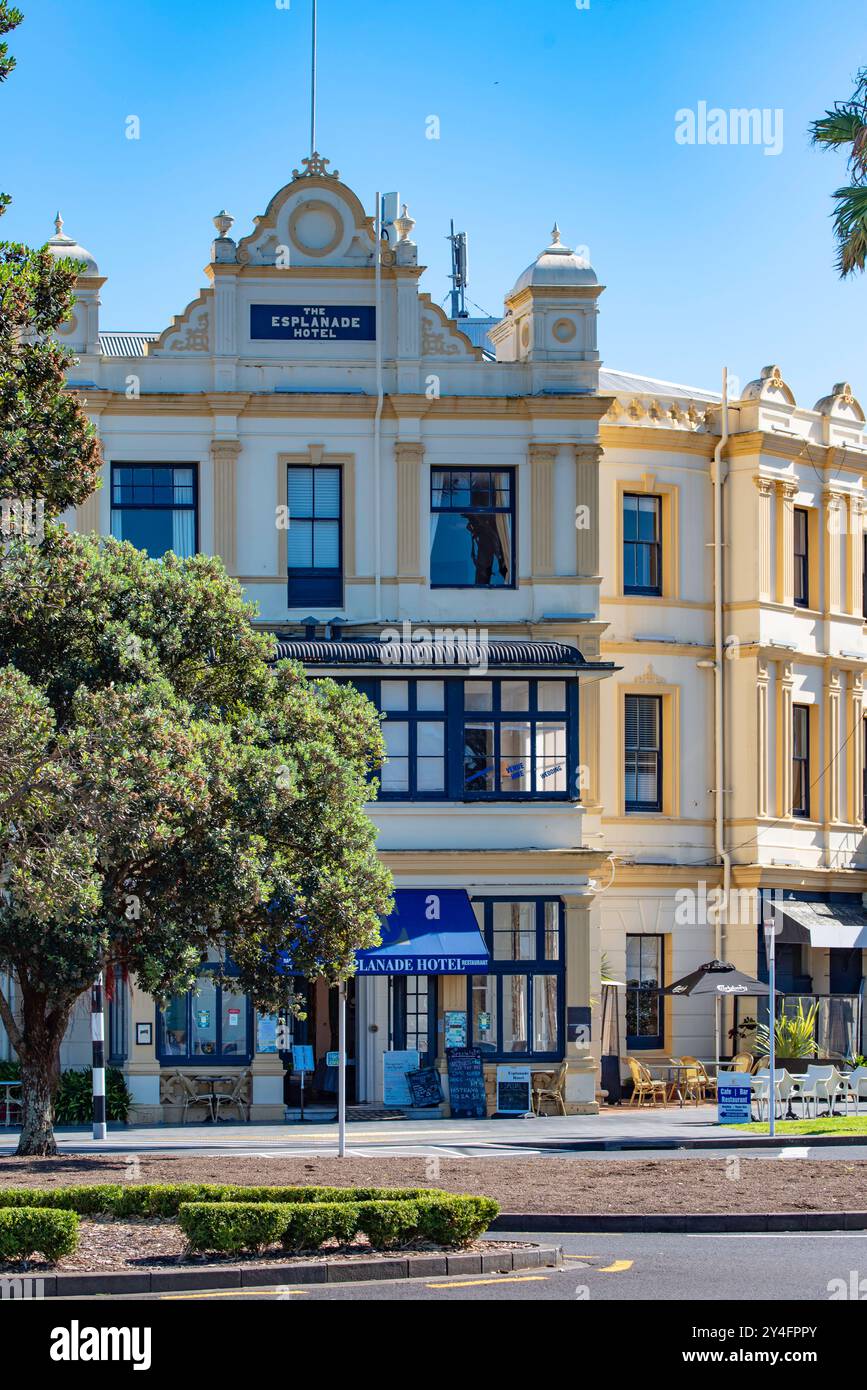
xmin=796 ymin=1066 xmax=846 ymax=1119
xmin=838 ymin=1066 xmax=867 ymax=1116
xmin=752 ymin=1069 xmax=797 ymax=1122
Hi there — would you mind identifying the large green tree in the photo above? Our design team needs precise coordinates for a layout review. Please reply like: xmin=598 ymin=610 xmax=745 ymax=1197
xmin=810 ymin=67 xmax=867 ymax=277
xmin=0 ymin=530 xmax=392 ymax=1153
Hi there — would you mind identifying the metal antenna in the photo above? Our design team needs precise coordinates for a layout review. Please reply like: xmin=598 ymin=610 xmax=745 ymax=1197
xmin=310 ymin=0 xmax=318 ymax=156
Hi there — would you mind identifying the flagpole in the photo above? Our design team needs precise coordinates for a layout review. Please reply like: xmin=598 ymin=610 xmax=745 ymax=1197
xmin=310 ymin=0 xmax=318 ymax=156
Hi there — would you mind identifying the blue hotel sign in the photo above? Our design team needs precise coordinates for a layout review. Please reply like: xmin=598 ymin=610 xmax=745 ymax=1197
xmin=250 ymin=304 xmax=376 ymax=341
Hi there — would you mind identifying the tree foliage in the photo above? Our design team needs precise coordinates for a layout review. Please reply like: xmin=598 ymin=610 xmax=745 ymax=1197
xmin=810 ymin=67 xmax=867 ymax=277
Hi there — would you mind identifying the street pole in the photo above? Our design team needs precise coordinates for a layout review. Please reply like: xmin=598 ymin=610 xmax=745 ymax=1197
xmin=767 ymin=922 xmax=776 ymax=1139
xmin=338 ymin=979 xmax=346 ymax=1158
xmin=91 ymin=972 xmax=106 ymax=1141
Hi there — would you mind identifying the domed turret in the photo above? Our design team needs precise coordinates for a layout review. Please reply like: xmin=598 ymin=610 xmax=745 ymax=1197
xmin=509 ymin=224 xmax=598 ymax=297
xmin=46 ymin=212 xmax=100 ymax=276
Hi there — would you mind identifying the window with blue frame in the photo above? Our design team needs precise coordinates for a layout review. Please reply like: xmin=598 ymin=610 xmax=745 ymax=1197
xmin=156 ymin=967 xmax=252 ymax=1066
xmin=624 ymin=693 xmax=662 ymax=813
xmin=352 ymin=676 xmax=576 ymax=801
xmin=390 ymin=976 xmax=438 ymax=1058
xmin=110 ymin=464 xmax=197 ymax=559
xmin=467 ymin=899 xmax=564 ymax=1060
xmin=430 ymin=468 xmax=514 ymax=588
xmin=623 ymin=493 xmax=661 ymax=595
xmin=287 ymin=464 xmax=342 ymax=607
xmin=625 ymin=934 xmax=664 ymax=1049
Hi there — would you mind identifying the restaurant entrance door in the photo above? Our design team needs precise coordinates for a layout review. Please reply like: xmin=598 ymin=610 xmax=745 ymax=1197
xmin=282 ymin=978 xmax=357 ymax=1108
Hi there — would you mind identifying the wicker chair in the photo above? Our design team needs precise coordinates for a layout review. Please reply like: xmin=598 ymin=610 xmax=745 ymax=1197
xmin=626 ymin=1056 xmax=668 ymax=1107
xmin=212 ymin=1070 xmax=251 ymax=1123
xmin=730 ymin=1052 xmax=754 ymax=1073
xmin=679 ymin=1056 xmax=716 ymax=1102
xmin=532 ymin=1062 xmax=569 ymax=1116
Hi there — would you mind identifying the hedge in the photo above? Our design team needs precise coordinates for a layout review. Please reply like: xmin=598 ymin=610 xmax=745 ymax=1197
xmin=0 ymin=1183 xmax=442 ymax=1218
xmin=179 ymin=1193 xmax=499 ymax=1255
xmin=0 ymin=1209 xmax=78 ymax=1262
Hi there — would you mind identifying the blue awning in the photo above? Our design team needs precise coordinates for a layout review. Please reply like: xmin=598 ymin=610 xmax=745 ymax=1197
xmin=355 ymin=889 xmax=489 ymax=976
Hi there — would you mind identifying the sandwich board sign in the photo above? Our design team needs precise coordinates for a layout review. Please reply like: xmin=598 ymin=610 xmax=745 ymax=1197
xmin=383 ymin=1050 xmax=420 ymax=1107
xmin=496 ymin=1065 xmax=533 ymax=1116
xmin=717 ymin=1073 xmax=752 ymax=1124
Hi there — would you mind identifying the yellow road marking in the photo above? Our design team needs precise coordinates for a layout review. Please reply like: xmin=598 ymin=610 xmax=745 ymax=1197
xmin=163 ymin=1288 xmax=308 ymax=1300
xmin=425 ymin=1275 xmax=547 ymax=1289
xmin=598 ymin=1259 xmax=634 ymax=1273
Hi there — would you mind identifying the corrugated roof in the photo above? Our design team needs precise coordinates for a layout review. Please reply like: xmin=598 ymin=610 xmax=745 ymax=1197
xmin=599 ymin=367 xmax=720 ymax=403
xmin=99 ymin=332 xmax=158 ymax=358
xmin=273 ymin=637 xmax=611 ymax=670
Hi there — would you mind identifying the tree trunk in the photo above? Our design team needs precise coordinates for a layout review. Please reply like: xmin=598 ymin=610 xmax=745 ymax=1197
xmin=17 ymin=1049 xmax=58 ymax=1156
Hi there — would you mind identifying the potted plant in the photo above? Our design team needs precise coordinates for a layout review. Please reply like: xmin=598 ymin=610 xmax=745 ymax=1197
xmin=751 ymin=1001 xmax=820 ymax=1073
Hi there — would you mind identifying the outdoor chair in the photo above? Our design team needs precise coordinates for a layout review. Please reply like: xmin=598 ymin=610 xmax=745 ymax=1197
xmin=839 ymin=1066 xmax=867 ymax=1116
xmin=626 ymin=1056 xmax=668 ymax=1107
xmin=752 ymin=1068 xmax=798 ymax=1122
xmin=177 ymin=1072 xmax=215 ymax=1124
xmin=680 ymin=1057 xmax=716 ymax=1102
xmin=2 ymin=1085 xmax=21 ymax=1128
xmin=212 ymin=1070 xmax=251 ymax=1123
xmin=795 ymin=1066 xmax=847 ymax=1119
xmin=532 ymin=1061 xmax=568 ymax=1116
xmin=730 ymin=1052 xmax=754 ymax=1073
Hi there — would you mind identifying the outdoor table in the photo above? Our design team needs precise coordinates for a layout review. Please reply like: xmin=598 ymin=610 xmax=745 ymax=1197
xmin=646 ymin=1063 xmax=702 ymax=1108
xmin=0 ymin=1080 xmax=21 ymax=1127
xmin=192 ymin=1074 xmax=236 ymax=1123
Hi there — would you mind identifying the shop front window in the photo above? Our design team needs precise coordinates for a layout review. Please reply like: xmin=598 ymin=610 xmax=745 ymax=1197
xmin=467 ymin=899 xmax=564 ymax=1059
xmin=157 ymin=969 xmax=251 ymax=1065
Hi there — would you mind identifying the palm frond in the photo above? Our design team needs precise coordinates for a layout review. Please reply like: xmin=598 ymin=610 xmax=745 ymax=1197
xmin=830 ymin=183 xmax=867 ymax=276
xmin=810 ymin=108 xmax=866 ymax=150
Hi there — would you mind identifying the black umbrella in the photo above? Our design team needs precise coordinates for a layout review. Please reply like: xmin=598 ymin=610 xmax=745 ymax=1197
xmin=661 ymin=958 xmax=780 ymax=997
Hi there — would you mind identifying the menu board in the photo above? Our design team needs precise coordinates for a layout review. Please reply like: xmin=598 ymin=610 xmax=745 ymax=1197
xmin=496 ymin=1065 xmax=533 ymax=1115
xmin=406 ymin=1069 xmax=444 ymax=1109
xmin=383 ymin=1050 xmax=420 ymax=1107
xmin=446 ymin=1047 xmax=487 ymax=1119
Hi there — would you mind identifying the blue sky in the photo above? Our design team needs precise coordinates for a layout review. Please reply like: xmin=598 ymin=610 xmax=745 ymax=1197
xmin=3 ymin=0 xmax=866 ymax=402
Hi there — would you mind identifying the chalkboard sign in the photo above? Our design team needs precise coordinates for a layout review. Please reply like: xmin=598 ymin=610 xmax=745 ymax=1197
xmin=406 ymin=1069 xmax=444 ymax=1109
xmin=496 ymin=1065 xmax=533 ymax=1115
xmin=446 ymin=1047 xmax=487 ymax=1119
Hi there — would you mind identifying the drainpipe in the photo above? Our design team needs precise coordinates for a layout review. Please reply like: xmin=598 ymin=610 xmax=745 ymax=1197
xmin=373 ymin=191 xmax=384 ymax=624
xmin=712 ymin=367 xmax=732 ymax=1070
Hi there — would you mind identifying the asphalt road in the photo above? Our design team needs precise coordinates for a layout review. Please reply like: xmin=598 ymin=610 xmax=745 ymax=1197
xmin=95 ymin=1232 xmax=867 ymax=1301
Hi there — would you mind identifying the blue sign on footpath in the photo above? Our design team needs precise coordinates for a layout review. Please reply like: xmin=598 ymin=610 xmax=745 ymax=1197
xmin=250 ymin=304 xmax=376 ymax=341
xmin=717 ymin=1077 xmax=752 ymax=1124
xmin=291 ymin=1044 xmax=314 ymax=1074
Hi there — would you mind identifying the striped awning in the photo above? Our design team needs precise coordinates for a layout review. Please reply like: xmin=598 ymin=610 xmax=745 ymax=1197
xmin=273 ymin=637 xmax=613 ymax=671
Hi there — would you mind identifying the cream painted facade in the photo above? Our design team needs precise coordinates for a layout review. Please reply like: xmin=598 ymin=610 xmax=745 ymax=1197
xmin=8 ymin=158 xmax=866 ymax=1117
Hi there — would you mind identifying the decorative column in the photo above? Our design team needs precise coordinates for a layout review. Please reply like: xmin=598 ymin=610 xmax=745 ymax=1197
xmin=756 ymin=658 xmax=770 ymax=819
xmin=775 ymin=480 xmax=797 ymax=606
xmin=574 ymin=442 xmax=602 ymax=578
xmin=776 ymin=659 xmax=794 ymax=817
xmin=848 ymin=671 xmax=865 ymax=824
xmin=823 ymin=489 xmax=844 ymax=613
xmin=825 ymin=668 xmax=843 ymax=823
xmin=754 ymin=477 xmax=774 ymax=602
xmin=562 ymin=892 xmax=599 ymax=1114
xmin=529 ymin=443 xmax=557 ymax=577
xmin=847 ymin=493 xmax=864 ymax=616
xmin=211 ymin=438 xmax=241 ymax=574
xmin=395 ymin=441 xmax=423 ymax=580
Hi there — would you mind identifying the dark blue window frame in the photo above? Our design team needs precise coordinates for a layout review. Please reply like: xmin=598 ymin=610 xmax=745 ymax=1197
xmin=792 ymin=704 xmax=810 ymax=819
xmin=349 ymin=677 xmax=579 ymax=802
xmin=156 ymin=964 xmax=253 ymax=1067
xmin=794 ymin=507 xmax=809 ymax=609
xmin=286 ymin=463 xmax=343 ymax=609
xmin=625 ymin=693 xmax=663 ymax=814
xmin=626 ymin=933 xmax=664 ymax=1050
xmin=430 ymin=467 xmax=516 ymax=590
xmin=110 ymin=462 xmax=199 ymax=559
xmin=465 ymin=898 xmax=565 ymax=1062
xmin=390 ymin=976 xmax=438 ymax=1060
xmin=623 ymin=493 xmax=661 ymax=596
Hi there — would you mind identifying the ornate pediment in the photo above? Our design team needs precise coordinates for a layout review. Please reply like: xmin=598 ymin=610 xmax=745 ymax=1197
xmin=149 ymin=290 xmax=213 ymax=355
xmin=419 ymin=295 xmax=481 ymax=360
xmin=235 ymin=156 xmax=377 ymax=269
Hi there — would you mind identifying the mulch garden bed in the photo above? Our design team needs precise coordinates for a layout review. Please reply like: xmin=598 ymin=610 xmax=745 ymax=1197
xmin=0 ymin=1152 xmax=864 ymax=1216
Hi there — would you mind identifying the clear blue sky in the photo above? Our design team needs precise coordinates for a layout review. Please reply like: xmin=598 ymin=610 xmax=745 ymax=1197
xmin=4 ymin=0 xmax=866 ymax=403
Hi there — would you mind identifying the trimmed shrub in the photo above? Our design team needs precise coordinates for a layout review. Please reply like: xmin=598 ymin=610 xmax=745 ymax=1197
xmin=0 ymin=1182 xmax=445 ymax=1217
xmin=356 ymin=1199 xmax=422 ymax=1249
xmin=0 ymin=1208 xmax=78 ymax=1261
xmin=0 ymin=1185 xmax=122 ymax=1215
xmin=281 ymin=1201 xmax=361 ymax=1251
xmin=178 ymin=1202 xmax=288 ymax=1255
xmin=415 ymin=1194 xmax=499 ymax=1246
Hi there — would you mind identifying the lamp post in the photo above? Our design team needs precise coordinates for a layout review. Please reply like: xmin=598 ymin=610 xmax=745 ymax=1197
xmin=337 ymin=978 xmax=346 ymax=1158
xmin=765 ymin=919 xmax=776 ymax=1139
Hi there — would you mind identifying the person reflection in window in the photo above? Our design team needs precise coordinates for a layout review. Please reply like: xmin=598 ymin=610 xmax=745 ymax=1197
xmin=465 ymin=513 xmax=509 ymax=585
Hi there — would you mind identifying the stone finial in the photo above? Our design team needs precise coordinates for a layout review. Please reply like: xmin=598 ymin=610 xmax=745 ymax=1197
xmin=551 ymin=222 xmax=561 ymax=245
xmin=394 ymin=203 xmax=416 ymax=242
xmin=213 ymin=209 xmax=235 ymax=238
xmin=292 ymin=152 xmax=339 ymax=180
xmin=54 ymin=211 xmax=64 ymax=236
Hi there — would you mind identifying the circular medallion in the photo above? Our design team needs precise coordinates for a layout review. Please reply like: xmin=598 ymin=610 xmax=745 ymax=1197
xmin=552 ymin=317 xmax=577 ymax=343
xmin=288 ymin=199 xmax=343 ymax=257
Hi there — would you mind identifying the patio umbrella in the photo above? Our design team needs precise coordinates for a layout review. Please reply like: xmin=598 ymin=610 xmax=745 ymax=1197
xmin=661 ymin=959 xmax=781 ymax=1075
xmin=661 ymin=958 xmax=780 ymax=998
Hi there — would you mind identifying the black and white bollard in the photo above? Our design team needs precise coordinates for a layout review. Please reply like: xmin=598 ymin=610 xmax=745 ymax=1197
xmin=91 ymin=973 xmax=106 ymax=1140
